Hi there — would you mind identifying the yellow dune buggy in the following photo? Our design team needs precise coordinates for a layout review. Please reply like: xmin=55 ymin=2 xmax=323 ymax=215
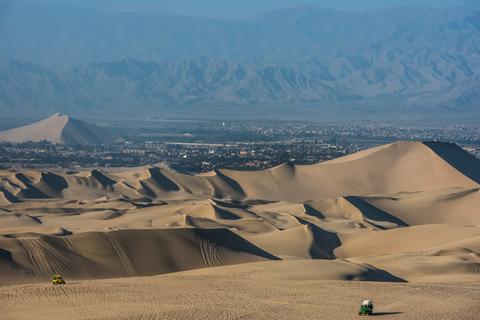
xmin=52 ymin=274 xmax=66 ymax=285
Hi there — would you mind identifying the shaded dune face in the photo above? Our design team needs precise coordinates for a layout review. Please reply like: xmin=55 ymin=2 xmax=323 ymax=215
xmin=0 ymin=140 xmax=479 ymax=284
xmin=423 ymin=141 xmax=480 ymax=184
xmin=0 ymin=229 xmax=279 ymax=280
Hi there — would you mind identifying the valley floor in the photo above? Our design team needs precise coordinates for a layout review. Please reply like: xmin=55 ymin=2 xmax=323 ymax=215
xmin=1 ymin=262 xmax=479 ymax=320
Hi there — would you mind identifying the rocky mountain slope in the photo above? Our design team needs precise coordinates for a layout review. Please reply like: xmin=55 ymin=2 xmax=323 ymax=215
xmin=0 ymin=5 xmax=479 ymax=116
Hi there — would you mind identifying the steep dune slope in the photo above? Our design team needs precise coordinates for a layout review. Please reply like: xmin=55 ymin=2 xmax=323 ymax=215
xmin=0 ymin=228 xmax=278 ymax=282
xmin=423 ymin=141 xmax=480 ymax=184
xmin=359 ymin=187 xmax=480 ymax=226
xmin=0 ymin=113 xmax=68 ymax=143
xmin=0 ymin=113 xmax=118 ymax=145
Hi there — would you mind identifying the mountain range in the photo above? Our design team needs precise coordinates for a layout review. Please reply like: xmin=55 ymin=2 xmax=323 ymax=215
xmin=0 ymin=5 xmax=479 ymax=118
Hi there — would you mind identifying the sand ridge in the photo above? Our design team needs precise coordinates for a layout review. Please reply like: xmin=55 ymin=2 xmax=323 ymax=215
xmin=0 ymin=113 xmax=118 ymax=145
xmin=0 ymin=140 xmax=479 ymax=319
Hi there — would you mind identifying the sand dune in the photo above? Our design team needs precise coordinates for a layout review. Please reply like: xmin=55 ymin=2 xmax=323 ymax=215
xmin=0 ymin=140 xmax=479 ymax=319
xmin=0 ymin=113 xmax=118 ymax=145
xmin=0 ymin=228 xmax=278 ymax=281
xmin=1 ymin=141 xmax=478 ymax=203
xmin=335 ymin=224 xmax=480 ymax=259
xmin=359 ymin=187 xmax=480 ymax=226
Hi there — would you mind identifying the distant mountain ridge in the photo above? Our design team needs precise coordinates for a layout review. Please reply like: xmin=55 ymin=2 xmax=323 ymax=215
xmin=0 ymin=5 xmax=479 ymax=116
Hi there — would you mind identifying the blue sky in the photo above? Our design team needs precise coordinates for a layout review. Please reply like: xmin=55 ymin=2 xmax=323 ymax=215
xmin=4 ymin=0 xmax=480 ymax=17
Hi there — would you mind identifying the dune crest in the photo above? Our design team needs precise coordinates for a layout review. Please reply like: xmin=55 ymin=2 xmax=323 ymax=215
xmin=0 ymin=140 xmax=479 ymax=285
xmin=0 ymin=113 xmax=118 ymax=145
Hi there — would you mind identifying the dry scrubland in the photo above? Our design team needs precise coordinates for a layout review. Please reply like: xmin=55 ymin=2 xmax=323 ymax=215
xmin=1 ymin=141 xmax=480 ymax=319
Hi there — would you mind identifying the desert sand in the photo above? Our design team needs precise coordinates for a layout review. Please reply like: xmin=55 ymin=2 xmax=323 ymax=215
xmin=2 ymin=265 xmax=479 ymax=320
xmin=0 ymin=141 xmax=479 ymax=319
xmin=0 ymin=113 xmax=118 ymax=145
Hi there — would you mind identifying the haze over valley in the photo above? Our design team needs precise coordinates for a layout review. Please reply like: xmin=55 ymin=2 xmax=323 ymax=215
xmin=0 ymin=4 xmax=479 ymax=118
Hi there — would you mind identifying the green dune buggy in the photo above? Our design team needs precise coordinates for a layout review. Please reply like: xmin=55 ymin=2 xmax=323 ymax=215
xmin=359 ymin=300 xmax=373 ymax=316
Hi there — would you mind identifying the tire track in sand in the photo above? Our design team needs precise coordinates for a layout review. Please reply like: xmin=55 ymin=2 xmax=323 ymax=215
xmin=198 ymin=237 xmax=225 ymax=268
xmin=62 ymin=237 xmax=97 ymax=276
xmin=105 ymin=232 xmax=137 ymax=277
xmin=18 ymin=237 xmax=75 ymax=276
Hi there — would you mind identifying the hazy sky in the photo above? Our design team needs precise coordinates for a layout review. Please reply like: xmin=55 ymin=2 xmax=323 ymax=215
xmin=3 ymin=0 xmax=480 ymax=17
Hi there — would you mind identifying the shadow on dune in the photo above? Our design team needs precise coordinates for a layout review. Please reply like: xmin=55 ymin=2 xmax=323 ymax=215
xmin=41 ymin=173 xmax=69 ymax=191
xmin=423 ymin=141 xmax=480 ymax=184
xmin=309 ymin=225 xmax=341 ymax=259
xmin=194 ymin=228 xmax=280 ymax=261
xmin=345 ymin=196 xmax=408 ymax=228
xmin=213 ymin=170 xmax=246 ymax=198
xmin=211 ymin=199 xmax=249 ymax=209
xmin=16 ymin=185 xmax=50 ymax=199
xmin=213 ymin=206 xmax=241 ymax=220
xmin=139 ymin=180 xmax=159 ymax=198
xmin=12 ymin=172 xmax=68 ymax=198
xmin=147 ymin=167 xmax=181 ymax=191
xmin=372 ymin=312 xmax=403 ymax=316
xmin=91 ymin=170 xmax=116 ymax=187
xmin=295 ymin=217 xmax=341 ymax=259
xmin=0 ymin=187 xmax=17 ymax=203
xmin=0 ymin=248 xmax=12 ymax=260
xmin=358 ymin=265 xmax=406 ymax=282
xmin=13 ymin=174 xmax=49 ymax=198
xmin=303 ymin=204 xmax=325 ymax=219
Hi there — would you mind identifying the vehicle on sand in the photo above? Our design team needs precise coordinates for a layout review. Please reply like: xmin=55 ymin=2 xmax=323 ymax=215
xmin=52 ymin=274 xmax=66 ymax=285
xmin=359 ymin=300 xmax=373 ymax=316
